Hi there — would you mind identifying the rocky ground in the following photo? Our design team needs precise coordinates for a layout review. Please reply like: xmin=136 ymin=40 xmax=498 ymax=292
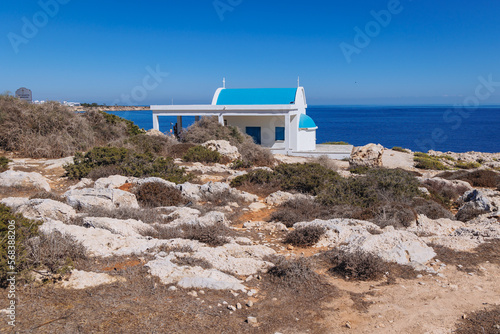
xmin=0 ymin=143 xmax=499 ymax=333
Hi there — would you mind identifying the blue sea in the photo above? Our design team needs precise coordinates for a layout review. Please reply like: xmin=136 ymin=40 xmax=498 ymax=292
xmin=108 ymin=106 xmax=500 ymax=153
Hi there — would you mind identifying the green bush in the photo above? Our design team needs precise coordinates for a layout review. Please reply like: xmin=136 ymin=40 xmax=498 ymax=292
xmin=414 ymin=153 xmax=449 ymax=170
xmin=275 ymin=163 xmax=339 ymax=195
xmin=183 ymin=145 xmax=221 ymax=163
xmin=96 ymin=110 xmax=144 ymax=136
xmin=64 ymin=146 xmax=191 ymax=183
xmin=317 ymin=168 xmax=420 ymax=208
xmin=231 ymin=163 xmax=339 ymax=195
xmin=0 ymin=204 xmax=41 ymax=287
xmin=322 ymin=141 xmax=350 ymax=145
xmin=230 ymin=168 xmax=277 ymax=188
xmin=391 ymin=146 xmax=409 ymax=153
xmin=0 ymin=156 xmax=9 ymax=172
xmin=455 ymin=161 xmax=481 ymax=169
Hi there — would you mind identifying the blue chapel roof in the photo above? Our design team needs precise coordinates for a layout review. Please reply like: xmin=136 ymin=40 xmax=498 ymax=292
xmin=216 ymin=88 xmax=298 ymax=105
xmin=299 ymin=114 xmax=317 ymax=129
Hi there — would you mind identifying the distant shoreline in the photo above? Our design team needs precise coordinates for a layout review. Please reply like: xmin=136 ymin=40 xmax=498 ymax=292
xmin=69 ymin=106 xmax=149 ymax=112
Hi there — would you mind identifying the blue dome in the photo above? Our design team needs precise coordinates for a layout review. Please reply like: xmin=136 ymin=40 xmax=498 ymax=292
xmin=299 ymin=114 xmax=317 ymax=129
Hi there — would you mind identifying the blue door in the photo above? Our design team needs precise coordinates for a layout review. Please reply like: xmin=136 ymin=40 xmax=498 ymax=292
xmin=246 ymin=127 xmax=261 ymax=145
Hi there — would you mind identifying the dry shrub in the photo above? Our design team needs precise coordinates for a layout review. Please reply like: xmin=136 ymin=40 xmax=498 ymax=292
xmin=200 ymin=189 xmax=243 ymax=208
xmin=413 ymin=197 xmax=455 ymax=220
xmin=76 ymin=206 xmax=164 ymax=225
xmin=454 ymin=306 xmax=500 ymax=334
xmin=171 ymin=256 xmax=213 ymax=269
xmin=0 ymin=156 xmax=9 ymax=172
xmin=267 ymin=256 xmax=322 ymax=288
xmin=313 ymin=155 xmax=340 ymax=171
xmin=0 ymin=96 xmax=143 ymax=158
xmin=133 ymin=182 xmax=185 ymax=208
xmin=86 ymin=165 xmax=123 ymax=180
xmin=455 ymin=206 xmax=488 ymax=222
xmin=183 ymin=145 xmax=222 ymax=163
xmin=182 ymin=223 xmax=230 ymax=247
xmin=284 ymin=226 xmax=325 ymax=247
xmin=26 ymin=231 xmax=87 ymax=274
xmin=270 ymin=198 xmax=326 ymax=227
xmin=180 ymin=116 xmax=244 ymax=146
xmin=430 ymin=240 xmax=500 ymax=273
xmin=144 ymin=223 xmax=231 ymax=247
xmin=238 ymin=140 xmax=275 ymax=167
xmin=118 ymin=133 xmax=174 ymax=156
xmin=168 ymin=143 xmax=196 ymax=159
xmin=29 ymin=191 xmax=66 ymax=203
xmin=323 ymin=249 xmax=389 ymax=281
xmin=438 ymin=169 xmax=500 ymax=188
xmin=371 ymin=202 xmax=416 ymax=228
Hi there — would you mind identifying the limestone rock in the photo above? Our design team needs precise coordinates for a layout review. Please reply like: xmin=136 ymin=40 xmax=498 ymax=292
xmin=60 ymin=270 xmax=124 ymax=289
xmin=0 ymin=170 xmax=51 ymax=192
xmin=349 ymin=144 xmax=384 ymax=168
xmin=294 ymin=219 xmax=381 ymax=248
xmin=134 ymin=177 xmax=176 ymax=188
xmin=458 ymin=189 xmax=491 ymax=212
xmin=0 ymin=197 xmax=30 ymax=211
xmin=145 ymin=253 xmax=246 ymax=291
xmin=94 ymin=175 xmax=131 ymax=189
xmin=200 ymin=181 xmax=231 ymax=195
xmin=187 ymin=243 xmax=276 ymax=276
xmin=248 ymin=202 xmax=267 ymax=211
xmin=39 ymin=219 xmax=168 ymax=257
xmin=243 ymin=221 xmax=288 ymax=232
xmin=64 ymin=188 xmax=139 ymax=210
xmin=342 ymin=226 xmax=436 ymax=265
xmin=409 ymin=215 xmax=465 ymax=236
xmin=202 ymin=140 xmax=241 ymax=161
xmin=176 ymin=182 xmax=202 ymax=201
xmin=69 ymin=178 xmax=93 ymax=191
xmin=17 ymin=199 xmax=76 ymax=222
xmin=419 ymin=177 xmax=472 ymax=195
xmin=265 ymin=191 xmax=313 ymax=206
xmin=83 ymin=217 xmax=156 ymax=237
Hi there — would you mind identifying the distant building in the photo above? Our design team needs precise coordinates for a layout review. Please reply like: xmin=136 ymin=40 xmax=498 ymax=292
xmin=62 ymin=101 xmax=81 ymax=107
xmin=15 ymin=87 xmax=32 ymax=102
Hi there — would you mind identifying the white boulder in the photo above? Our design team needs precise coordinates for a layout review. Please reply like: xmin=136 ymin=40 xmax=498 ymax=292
xmin=0 ymin=170 xmax=51 ymax=192
xmin=64 ymin=188 xmax=139 ymax=210
xmin=94 ymin=175 xmax=131 ymax=189
xmin=349 ymin=144 xmax=384 ymax=167
xmin=60 ymin=270 xmax=124 ymax=289
xmin=17 ymin=199 xmax=76 ymax=222
xmin=202 ymin=140 xmax=241 ymax=161
xmin=83 ymin=217 xmax=156 ymax=238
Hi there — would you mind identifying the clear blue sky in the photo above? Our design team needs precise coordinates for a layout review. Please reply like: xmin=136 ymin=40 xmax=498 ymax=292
xmin=1 ymin=0 xmax=499 ymax=105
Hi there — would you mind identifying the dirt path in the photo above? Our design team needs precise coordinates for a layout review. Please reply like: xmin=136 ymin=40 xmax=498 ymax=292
xmin=322 ymin=263 xmax=500 ymax=333
xmin=382 ymin=149 xmax=415 ymax=170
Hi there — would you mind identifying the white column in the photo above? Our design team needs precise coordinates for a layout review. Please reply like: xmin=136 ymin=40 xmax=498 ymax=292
xmin=177 ymin=116 xmax=183 ymax=129
xmin=218 ymin=114 xmax=224 ymax=125
xmin=152 ymin=114 xmax=159 ymax=130
xmin=284 ymin=114 xmax=291 ymax=153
